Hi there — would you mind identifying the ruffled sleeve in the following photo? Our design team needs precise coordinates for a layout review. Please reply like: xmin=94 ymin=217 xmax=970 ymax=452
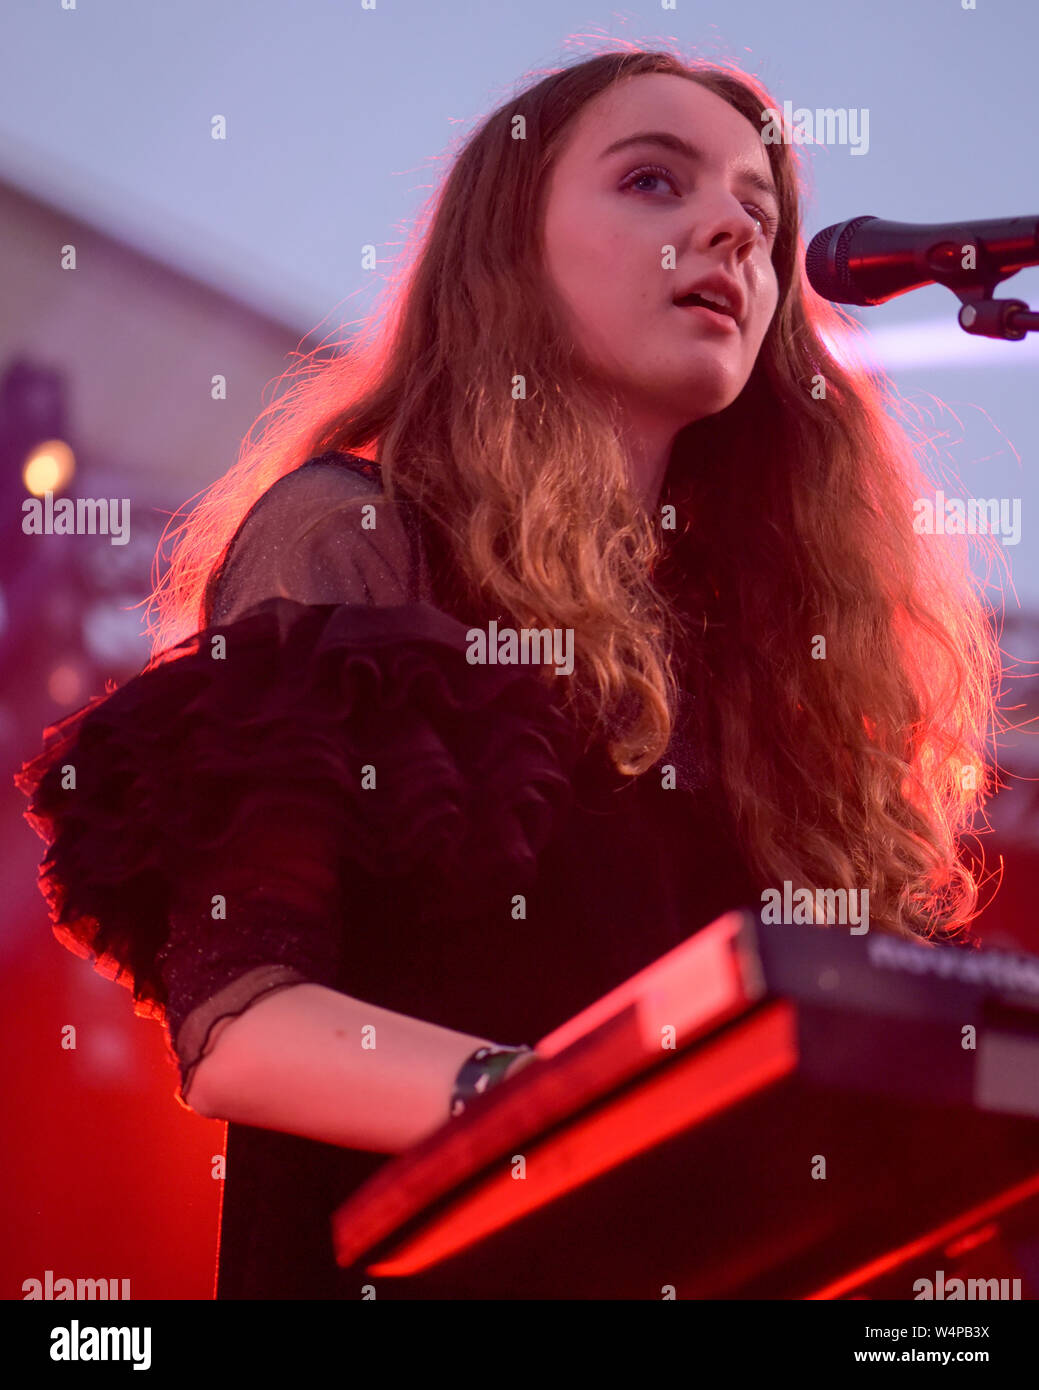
xmin=14 ymin=454 xmax=578 ymax=1103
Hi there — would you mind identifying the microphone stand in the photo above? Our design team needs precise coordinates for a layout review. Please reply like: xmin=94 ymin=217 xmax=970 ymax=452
xmin=933 ymin=231 xmax=1039 ymax=338
xmin=954 ymin=285 xmax=1039 ymax=340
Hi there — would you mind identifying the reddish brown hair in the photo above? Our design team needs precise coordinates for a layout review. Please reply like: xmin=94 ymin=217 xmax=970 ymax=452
xmin=147 ymin=46 xmax=1004 ymax=941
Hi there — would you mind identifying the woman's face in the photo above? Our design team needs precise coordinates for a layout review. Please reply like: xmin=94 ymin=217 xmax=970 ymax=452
xmin=541 ymin=73 xmax=781 ymax=446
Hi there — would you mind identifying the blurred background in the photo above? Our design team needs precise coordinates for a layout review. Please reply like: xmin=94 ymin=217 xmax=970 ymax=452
xmin=2 ymin=0 xmax=1037 ymax=1299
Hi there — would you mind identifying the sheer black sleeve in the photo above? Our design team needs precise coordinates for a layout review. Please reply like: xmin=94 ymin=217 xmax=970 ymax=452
xmin=203 ymin=453 xmax=431 ymax=623
xmin=15 ymin=454 xmax=578 ymax=1104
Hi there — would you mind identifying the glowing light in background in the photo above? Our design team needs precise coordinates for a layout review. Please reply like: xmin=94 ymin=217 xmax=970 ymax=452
xmin=46 ymin=662 xmax=88 ymax=707
xmin=823 ymin=318 xmax=1039 ymax=373
xmin=22 ymin=439 xmax=75 ymax=496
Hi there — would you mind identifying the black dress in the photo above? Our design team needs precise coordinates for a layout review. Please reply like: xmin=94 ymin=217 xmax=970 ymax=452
xmin=16 ymin=450 xmax=761 ymax=1299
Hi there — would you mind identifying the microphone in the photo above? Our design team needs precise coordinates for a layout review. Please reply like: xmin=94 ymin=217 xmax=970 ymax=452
xmin=805 ymin=214 xmax=1039 ymax=307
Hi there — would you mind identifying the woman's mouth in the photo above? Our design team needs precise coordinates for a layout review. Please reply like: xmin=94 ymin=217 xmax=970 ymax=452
xmin=674 ymin=301 xmax=739 ymax=331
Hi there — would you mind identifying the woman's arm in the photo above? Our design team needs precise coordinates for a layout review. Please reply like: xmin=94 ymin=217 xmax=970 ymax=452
xmin=185 ymin=983 xmax=513 ymax=1154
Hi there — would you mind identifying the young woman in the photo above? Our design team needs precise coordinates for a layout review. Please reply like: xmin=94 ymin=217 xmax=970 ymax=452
xmin=16 ymin=49 xmax=1000 ymax=1299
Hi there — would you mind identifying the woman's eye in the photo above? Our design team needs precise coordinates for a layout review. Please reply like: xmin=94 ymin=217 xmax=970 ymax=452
xmin=621 ymin=164 xmax=780 ymax=239
xmin=620 ymin=164 xmax=680 ymax=196
xmin=748 ymin=206 xmax=780 ymax=238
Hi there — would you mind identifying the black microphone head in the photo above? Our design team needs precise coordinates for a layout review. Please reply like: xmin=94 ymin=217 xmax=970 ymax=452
xmin=805 ymin=215 xmax=879 ymax=304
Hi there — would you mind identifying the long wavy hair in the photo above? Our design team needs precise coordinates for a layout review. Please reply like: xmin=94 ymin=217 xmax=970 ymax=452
xmin=146 ymin=46 xmax=1004 ymax=943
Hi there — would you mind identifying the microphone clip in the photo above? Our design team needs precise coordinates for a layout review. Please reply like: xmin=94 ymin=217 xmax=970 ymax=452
xmin=953 ymin=289 xmax=1039 ymax=341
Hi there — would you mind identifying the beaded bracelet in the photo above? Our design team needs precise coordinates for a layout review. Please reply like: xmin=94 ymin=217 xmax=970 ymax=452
xmin=449 ymin=1044 xmax=534 ymax=1119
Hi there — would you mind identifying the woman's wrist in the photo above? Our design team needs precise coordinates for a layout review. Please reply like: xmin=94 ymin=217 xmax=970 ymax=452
xmin=449 ymin=1043 xmax=536 ymax=1119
